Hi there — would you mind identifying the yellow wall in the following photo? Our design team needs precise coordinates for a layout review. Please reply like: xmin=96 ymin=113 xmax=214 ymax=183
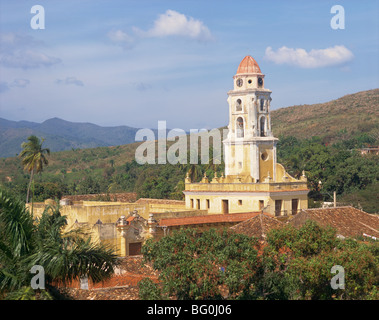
xmin=29 ymin=201 xmax=149 ymax=226
xmin=259 ymin=144 xmax=274 ymax=181
xmin=184 ymin=191 xmax=307 ymax=216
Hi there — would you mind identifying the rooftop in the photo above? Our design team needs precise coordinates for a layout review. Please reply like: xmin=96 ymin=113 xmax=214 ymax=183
xmin=230 ymin=213 xmax=285 ymax=240
xmin=159 ymin=212 xmax=262 ymax=227
xmin=289 ymin=206 xmax=379 ymax=239
xmin=236 ymin=55 xmax=262 ymax=75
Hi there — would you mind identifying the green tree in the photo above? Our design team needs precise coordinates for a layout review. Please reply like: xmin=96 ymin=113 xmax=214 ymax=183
xmin=140 ymin=221 xmax=378 ymax=300
xmin=140 ymin=228 xmax=259 ymax=300
xmin=0 ymin=189 xmax=119 ymax=299
xmin=19 ymin=136 xmax=50 ymax=203
xmin=262 ymin=221 xmax=378 ymax=300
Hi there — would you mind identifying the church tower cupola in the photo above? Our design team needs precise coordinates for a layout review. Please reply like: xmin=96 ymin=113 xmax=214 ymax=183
xmin=183 ymin=55 xmax=309 ymax=217
xmin=224 ymin=55 xmax=277 ymax=182
xmin=234 ymin=55 xmax=264 ymax=90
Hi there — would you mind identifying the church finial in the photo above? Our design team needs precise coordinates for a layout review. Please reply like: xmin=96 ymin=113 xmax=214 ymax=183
xmin=185 ymin=171 xmax=191 ymax=183
xmin=301 ymin=170 xmax=307 ymax=182
xmin=211 ymin=171 xmax=219 ymax=183
xmin=201 ymin=172 xmax=209 ymax=183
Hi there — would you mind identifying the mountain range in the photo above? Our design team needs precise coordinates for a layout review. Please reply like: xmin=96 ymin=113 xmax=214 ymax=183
xmin=0 ymin=88 xmax=378 ymax=158
xmin=0 ymin=117 xmax=156 ymax=158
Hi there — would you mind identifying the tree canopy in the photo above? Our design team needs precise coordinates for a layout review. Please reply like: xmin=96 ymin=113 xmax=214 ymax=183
xmin=0 ymin=188 xmax=119 ymax=300
xmin=139 ymin=222 xmax=379 ymax=300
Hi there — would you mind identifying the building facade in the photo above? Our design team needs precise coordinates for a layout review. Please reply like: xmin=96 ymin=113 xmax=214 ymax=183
xmin=184 ymin=56 xmax=309 ymax=217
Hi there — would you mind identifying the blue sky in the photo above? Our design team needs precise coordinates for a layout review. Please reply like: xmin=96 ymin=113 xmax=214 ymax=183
xmin=0 ymin=0 xmax=378 ymax=131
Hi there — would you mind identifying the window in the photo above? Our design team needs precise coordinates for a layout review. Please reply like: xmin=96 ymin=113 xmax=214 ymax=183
xmin=190 ymin=199 xmax=194 ymax=208
xmin=236 ymin=99 xmax=242 ymax=111
xmin=236 ymin=117 xmax=244 ymax=138
xmin=292 ymin=199 xmax=299 ymax=215
xmin=260 ymin=117 xmax=265 ymax=137
xmin=206 ymin=199 xmax=210 ymax=209
xmin=259 ymin=200 xmax=264 ymax=210
xmin=275 ymin=200 xmax=282 ymax=216
xmin=222 ymin=200 xmax=229 ymax=214
xmin=260 ymin=99 xmax=264 ymax=111
xmin=129 ymin=242 xmax=142 ymax=256
xmin=197 ymin=199 xmax=200 ymax=209
xmin=238 ymin=200 xmax=242 ymax=206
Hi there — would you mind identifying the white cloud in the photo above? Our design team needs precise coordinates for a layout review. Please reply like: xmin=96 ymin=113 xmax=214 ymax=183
xmin=264 ymin=45 xmax=354 ymax=68
xmin=55 ymin=77 xmax=84 ymax=87
xmin=107 ymin=29 xmax=134 ymax=49
xmin=0 ymin=32 xmax=61 ymax=69
xmin=135 ymin=10 xmax=213 ymax=42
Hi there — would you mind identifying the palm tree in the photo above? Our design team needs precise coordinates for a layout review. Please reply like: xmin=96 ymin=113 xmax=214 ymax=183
xmin=0 ymin=188 xmax=119 ymax=299
xmin=19 ymin=135 xmax=50 ymax=203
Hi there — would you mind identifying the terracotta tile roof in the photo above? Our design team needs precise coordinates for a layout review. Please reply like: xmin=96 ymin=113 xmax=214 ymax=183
xmin=159 ymin=212 xmax=262 ymax=227
xmin=236 ymin=55 xmax=262 ymax=74
xmin=126 ymin=216 xmax=135 ymax=223
xmin=230 ymin=213 xmax=285 ymax=240
xmin=289 ymin=206 xmax=379 ymax=239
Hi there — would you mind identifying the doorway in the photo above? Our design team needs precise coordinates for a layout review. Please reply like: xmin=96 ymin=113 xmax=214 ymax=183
xmin=292 ymin=199 xmax=299 ymax=215
xmin=222 ymin=200 xmax=229 ymax=214
xmin=275 ymin=200 xmax=282 ymax=216
xmin=129 ymin=242 xmax=142 ymax=256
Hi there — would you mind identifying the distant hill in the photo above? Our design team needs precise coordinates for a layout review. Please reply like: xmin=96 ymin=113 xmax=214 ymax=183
xmin=0 ymin=89 xmax=378 ymax=159
xmin=271 ymin=89 xmax=379 ymax=144
xmin=0 ymin=117 xmax=156 ymax=158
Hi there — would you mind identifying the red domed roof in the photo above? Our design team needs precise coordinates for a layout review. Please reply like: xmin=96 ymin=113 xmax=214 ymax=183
xmin=236 ymin=55 xmax=262 ymax=74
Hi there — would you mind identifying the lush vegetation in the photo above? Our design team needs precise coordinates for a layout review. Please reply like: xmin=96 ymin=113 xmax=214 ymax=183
xmin=1 ymin=130 xmax=377 ymax=212
xmin=0 ymin=189 xmax=119 ymax=300
xmin=276 ymin=134 xmax=379 ymax=211
xmin=138 ymin=222 xmax=379 ymax=300
xmin=19 ymin=135 xmax=50 ymax=203
xmin=0 ymin=89 xmax=378 ymax=212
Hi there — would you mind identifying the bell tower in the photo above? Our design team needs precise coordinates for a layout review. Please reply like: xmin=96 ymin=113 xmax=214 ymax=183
xmin=223 ymin=55 xmax=278 ymax=182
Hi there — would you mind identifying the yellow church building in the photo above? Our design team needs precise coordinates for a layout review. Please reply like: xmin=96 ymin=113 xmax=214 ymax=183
xmin=30 ymin=55 xmax=309 ymax=257
xmin=183 ymin=55 xmax=309 ymax=217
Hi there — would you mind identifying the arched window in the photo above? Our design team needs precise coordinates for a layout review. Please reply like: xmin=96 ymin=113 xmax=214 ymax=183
xmin=236 ymin=99 xmax=242 ymax=111
xmin=260 ymin=117 xmax=265 ymax=137
xmin=236 ymin=117 xmax=244 ymax=138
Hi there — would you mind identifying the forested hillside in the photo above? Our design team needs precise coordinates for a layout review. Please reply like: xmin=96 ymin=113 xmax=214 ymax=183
xmin=0 ymin=89 xmax=378 ymax=213
xmin=271 ymin=89 xmax=379 ymax=144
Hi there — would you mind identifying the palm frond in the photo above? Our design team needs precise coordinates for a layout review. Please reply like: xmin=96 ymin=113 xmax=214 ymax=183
xmin=0 ymin=190 xmax=35 ymax=257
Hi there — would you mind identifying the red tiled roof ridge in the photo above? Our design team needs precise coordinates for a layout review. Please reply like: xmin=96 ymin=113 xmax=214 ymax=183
xmin=301 ymin=205 xmax=356 ymax=211
xmin=230 ymin=213 xmax=285 ymax=239
xmin=159 ymin=212 xmax=263 ymax=227
xmin=291 ymin=206 xmax=379 ymax=238
xmin=300 ymin=206 xmax=378 ymax=216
